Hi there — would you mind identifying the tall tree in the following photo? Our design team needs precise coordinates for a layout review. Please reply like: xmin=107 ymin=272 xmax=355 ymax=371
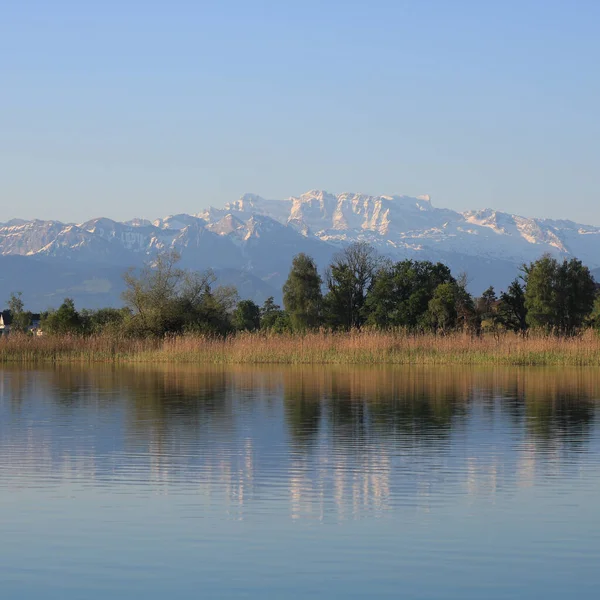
xmin=41 ymin=298 xmax=82 ymax=335
xmin=260 ymin=297 xmax=289 ymax=331
xmin=497 ymin=279 xmax=528 ymax=335
xmin=588 ymin=295 xmax=600 ymax=330
xmin=232 ymin=300 xmax=261 ymax=332
xmin=427 ymin=283 xmax=459 ymax=334
xmin=424 ymin=277 xmax=478 ymax=334
xmin=477 ymin=286 xmax=497 ymax=317
xmin=524 ymin=255 xmax=596 ymax=335
xmin=454 ymin=274 xmax=479 ymax=333
xmin=476 ymin=286 xmax=499 ymax=333
xmin=365 ymin=260 xmax=454 ymax=329
xmin=523 ymin=255 xmax=557 ymax=333
xmin=282 ymin=253 xmax=323 ymax=331
xmin=122 ymin=250 xmax=236 ymax=336
xmin=555 ymin=258 xmax=598 ymax=335
xmin=7 ymin=291 xmax=32 ymax=333
xmin=80 ymin=307 xmax=130 ymax=335
xmin=324 ymin=242 xmax=380 ymax=329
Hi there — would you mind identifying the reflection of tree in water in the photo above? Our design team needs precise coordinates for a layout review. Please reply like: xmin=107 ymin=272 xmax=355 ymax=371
xmin=325 ymin=371 xmax=370 ymax=449
xmin=279 ymin=368 xmax=476 ymax=520
xmin=8 ymin=365 xmax=234 ymax=451
xmin=48 ymin=366 xmax=122 ymax=409
xmin=0 ymin=368 xmax=34 ymax=412
xmin=484 ymin=369 xmax=598 ymax=451
xmin=283 ymin=370 xmax=321 ymax=450
xmin=5 ymin=365 xmax=600 ymax=451
xmin=279 ymin=367 xmax=600 ymax=459
xmin=326 ymin=368 xmax=470 ymax=452
xmin=493 ymin=379 xmax=526 ymax=428
xmin=121 ymin=367 xmax=231 ymax=450
xmin=3 ymin=364 xmax=600 ymax=492
xmin=521 ymin=370 xmax=596 ymax=450
xmin=367 ymin=372 xmax=469 ymax=441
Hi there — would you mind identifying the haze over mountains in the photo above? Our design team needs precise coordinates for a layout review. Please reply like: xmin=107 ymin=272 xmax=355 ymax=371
xmin=2 ymin=190 xmax=600 ymax=310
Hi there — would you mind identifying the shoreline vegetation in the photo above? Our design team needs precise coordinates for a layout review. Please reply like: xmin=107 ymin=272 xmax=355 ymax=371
xmin=3 ymin=244 xmax=600 ymax=367
xmin=3 ymin=330 xmax=600 ymax=366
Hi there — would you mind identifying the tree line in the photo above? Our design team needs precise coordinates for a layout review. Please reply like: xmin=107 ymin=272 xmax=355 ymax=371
xmin=3 ymin=244 xmax=600 ymax=337
xmin=281 ymin=244 xmax=599 ymax=336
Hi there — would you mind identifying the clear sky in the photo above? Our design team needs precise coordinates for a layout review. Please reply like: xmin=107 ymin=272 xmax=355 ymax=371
xmin=2 ymin=0 xmax=599 ymax=224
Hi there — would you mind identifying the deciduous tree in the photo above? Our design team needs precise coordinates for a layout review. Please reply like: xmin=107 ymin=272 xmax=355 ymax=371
xmin=232 ymin=300 xmax=261 ymax=332
xmin=282 ymin=253 xmax=323 ymax=331
xmin=7 ymin=291 xmax=32 ymax=333
xmin=324 ymin=242 xmax=381 ymax=329
xmin=365 ymin=260 xmax=455 ymax=329
xmin=524 ymin=255 xmax=596 ymax=335
xmin=41 ymin=298 xmax=82 ymax=335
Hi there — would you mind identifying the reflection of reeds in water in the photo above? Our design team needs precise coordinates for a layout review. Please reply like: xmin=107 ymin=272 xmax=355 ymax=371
xmin=5 ymin=363 xmax=600 ymax=411
xmin=5 ymin=330 xmax=600 ymax=365
xmin=5 ymin=362 xmax=600 ymax=412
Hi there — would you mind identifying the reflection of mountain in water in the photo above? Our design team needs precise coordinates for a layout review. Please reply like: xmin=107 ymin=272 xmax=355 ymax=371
xmin=0 ymin=366 xmax=599 ymax=521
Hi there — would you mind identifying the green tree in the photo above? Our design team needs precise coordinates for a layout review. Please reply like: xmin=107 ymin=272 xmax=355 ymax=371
xmin=232 ymin=299 xmax=261 ymax=331
xmin=555 ymin=258 xmax=597 ymax=335
xmin=476 ymin=286 xmax=499 ymax=333
xmin=324 ymin=242 xmax=381 ymax=329
xmin=477 ymin=286 xmax=497 ymax=317
xmin=588 ymin=295 xmax=600 ymax=329
xmin=185 ymin=285 xmax=238 ymax=335
xmin=523 ymin=255 xmax=557 ymax=333
xmin=497 ymin=279 xmax=528 ymax=335
xmin=122 ymin=250 xmax=187 ymax=336
xmin=41 ymin=298 xmax=83 ymax=335
xmin=427 ymin=283 xmax=458 ymax=333
xmin=454 ymin=274 xmax=479 ymax=333
xmin=282 ymin=253 xmax=323 ymax=331
xmin=524 ymin=255 xmax=596 ymax=335
xmin=7 ymin=292 xmax=32 ymax=333
xmin=260 ymin=297 xmax=288 ymax=330
xmin=80 ymin=307 xmax=131 ymax=335
xmin=122 ymin=250 xmax=237 ymax=336
xmin=269 ymin=312 xmax=292 ymax=333
xmin=365 ymin=260 xmax=455 ymax=329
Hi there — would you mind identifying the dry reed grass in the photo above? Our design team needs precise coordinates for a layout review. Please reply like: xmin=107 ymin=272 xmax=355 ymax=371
xmin=2 ymin=329 xmax=600 ymax=366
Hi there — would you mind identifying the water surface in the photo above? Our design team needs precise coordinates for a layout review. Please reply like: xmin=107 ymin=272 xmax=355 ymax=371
xmin=1 ymin=366 xmax=599 ymax=598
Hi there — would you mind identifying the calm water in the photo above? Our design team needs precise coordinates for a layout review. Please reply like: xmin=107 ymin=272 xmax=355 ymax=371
xmin=1 ymin=366 xmax=600 ymax=598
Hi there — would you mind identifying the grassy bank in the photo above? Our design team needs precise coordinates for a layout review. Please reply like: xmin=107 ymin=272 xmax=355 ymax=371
xmin=2 ymin=330 xmax=600 ymax=366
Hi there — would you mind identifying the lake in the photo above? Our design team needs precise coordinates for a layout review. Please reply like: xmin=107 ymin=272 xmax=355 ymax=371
xmin=1 ymin=365 xmax=599 ymax=598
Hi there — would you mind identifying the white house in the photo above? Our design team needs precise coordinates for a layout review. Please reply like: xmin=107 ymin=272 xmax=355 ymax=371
xmin=0 ymin=312 xmax=9 ymax=335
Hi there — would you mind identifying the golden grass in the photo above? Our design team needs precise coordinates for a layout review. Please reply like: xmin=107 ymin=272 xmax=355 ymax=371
xmin=2 ymin=329 xmax=600 ymax=365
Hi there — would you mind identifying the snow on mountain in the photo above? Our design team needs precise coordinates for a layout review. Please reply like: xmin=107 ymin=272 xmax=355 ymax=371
xmin=224 ymin=193 xmax=293 ymax=223
xmin=287 ymin=190 xmax=445 ymax=237
xmin=153 ymin=214 xmax=207 ymax=231
xmin=125 ymin=218 xmax=153 ymax=228
xmin=3 ymin=190 xmax=600 ymax=309
xmin=206 ymin=214 xmax=247 ymax=239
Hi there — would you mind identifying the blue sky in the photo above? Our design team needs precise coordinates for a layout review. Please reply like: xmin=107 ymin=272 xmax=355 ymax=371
xmin=2 ymin=1 xmax=599 ymax=223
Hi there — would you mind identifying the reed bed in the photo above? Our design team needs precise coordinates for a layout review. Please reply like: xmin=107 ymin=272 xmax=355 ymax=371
xmin=2 ymin=330 xmax=600 ymax=366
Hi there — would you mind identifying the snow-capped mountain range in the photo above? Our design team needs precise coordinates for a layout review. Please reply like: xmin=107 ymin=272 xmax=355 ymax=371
xmin=1 ymin=190 xmax=599 ymax=309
